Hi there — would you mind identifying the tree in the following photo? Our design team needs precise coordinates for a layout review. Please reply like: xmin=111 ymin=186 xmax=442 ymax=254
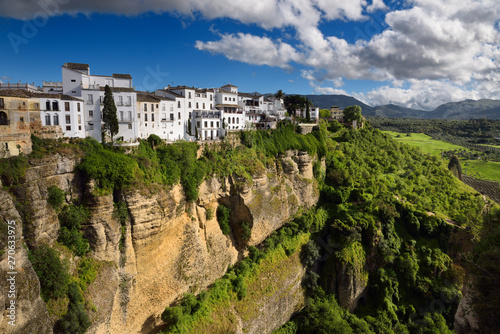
xmin=343 ymin=105 xmax=362 ymax=124
xmin=275 ymin=89 xmax=284 ymax=100
xmin=306 ymin=98 xmax=311 ymax=122
xmin=284 ymin=95 xmax=307 ymax=117
xmin=187 ymin=118 xmax=192 ymax=136
xmin=320 ymin=109 xmax=331 ymax=118
xmin=102 ymin=85 xmax=119 ymax=144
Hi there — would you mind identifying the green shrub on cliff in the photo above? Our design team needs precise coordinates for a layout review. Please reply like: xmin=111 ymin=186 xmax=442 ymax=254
xmin=29 ymin=244 xmax=70 ymax=300
xmin=0 ymin=154 xmax=29 ymax=186
xmin=79 ymin=147 xmax=141 ymax=192
xmin=216 ymin=204 xmax=231 ymax=235
xmin=47 ymin=185 xmax=65 ymax=210
xmin=58 ymin=204 xmax=90 ymax=256
xmin=57 ymin=282 xmax=91 ymax=334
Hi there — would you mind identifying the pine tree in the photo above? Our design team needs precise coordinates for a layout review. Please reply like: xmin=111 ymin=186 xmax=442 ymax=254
xmin=102 ymin=85 xmax=119 ymax=144
xmin=187 ymin=118 xmax=192 ymax=136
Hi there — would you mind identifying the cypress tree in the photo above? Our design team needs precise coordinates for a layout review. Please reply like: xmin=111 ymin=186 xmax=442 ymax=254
xmin=102 ymin=85 xmax=119 ymax=144
xmin=306 ymin=98 xmax=311 ymax=122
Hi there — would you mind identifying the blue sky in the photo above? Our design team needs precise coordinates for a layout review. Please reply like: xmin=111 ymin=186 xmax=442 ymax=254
xmin=0 ymin=0 xmax=499 ymax=110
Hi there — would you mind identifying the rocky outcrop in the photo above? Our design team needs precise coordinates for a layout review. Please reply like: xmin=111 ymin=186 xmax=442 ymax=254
xmin=237 ymin=251 xmax=307 ymax=334
xmin=0 ymin=149 xmax=319 ymax=334
xmin=230 ymin=150 xmax=319 ymax=247
xmin=0 ymin=189 xmax=52 ymax=333
xmin=10 ymin=154 xmax=82 ymax=248
xmin=322 ymin=241 xmax=369 ymax=312
xmin=454 ymin=279 xmax=480 ymax=334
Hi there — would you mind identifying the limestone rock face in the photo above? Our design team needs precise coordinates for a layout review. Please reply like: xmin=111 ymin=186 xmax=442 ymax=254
xmin=1 ymin=149 xmax=319 ymax=334
xmin=323 ymin=243 xmax=369 ymax=313
xmin=237 ymin=253 xmax=307 ymax=334
xmin=454 ymin=279 xmax=480 ymax=334
xmin=233 ymin=150 xmax=319 ymax=247
xmin=10 ymin=154 xmax=82 ymax=248
xmin=0 ymin=189 xmax=52 ymax=333
xmin=335 ymin=260 xmax=368 ymax=312
xmin=83 ymin=182 xmax=121 ymax=263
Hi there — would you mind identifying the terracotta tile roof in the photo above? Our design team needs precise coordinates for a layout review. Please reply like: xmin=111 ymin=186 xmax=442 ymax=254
xmin=0 ymin=89 xmax=31 ymax=98
xmin=239 ymin=92 xmax=263 ymax=98
xmin=63 ymin=62 xmax=89 ymax=71
xmin=136 ymin=92 xmax=175 ymax=102
xmin=219 ymin=88 xmax=237 ymax=94
xmin=113 ymin=73 xmax=132 ymax=79
xmin=157 ymin=89 xmax=184 ymax=98
xmin=137 ymin=93 xmax=159 ymax=102
xmin=60 ymin=94 xmax=84 ymax=102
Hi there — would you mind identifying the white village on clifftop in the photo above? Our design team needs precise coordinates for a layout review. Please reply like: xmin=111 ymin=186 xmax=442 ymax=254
xmin=0 ymin=62 xmax=326 ymax=158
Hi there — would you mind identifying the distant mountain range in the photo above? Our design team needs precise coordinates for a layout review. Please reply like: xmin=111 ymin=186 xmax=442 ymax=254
xmin=305 ymin=95 xmax=500 ymax=119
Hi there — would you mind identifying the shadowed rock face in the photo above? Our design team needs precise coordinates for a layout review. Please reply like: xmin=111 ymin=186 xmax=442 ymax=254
xmin=0 ymin=189 xmax=52 ymax=334
xmin=0 ymin=150 xmax=319 ymax=334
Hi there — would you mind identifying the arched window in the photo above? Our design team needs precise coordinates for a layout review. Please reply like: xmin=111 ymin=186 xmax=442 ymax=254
xmin=45 ymin=114 xmax=51 ymax=125
xmin=52 ymin=101 xmax=59 ymax=111
xmin=0 ymin=111 xmax=8 ymax=125
xmin=236 ymin=118 xmax=239 ymax=124
xmin=227 ymin=117 xmax=231 ymax=124
xmin=232 ymin=117 xmax=235 ymax=124
xmin=46 ymin=100 xmax=51 ymax=111
xmin=53 ymin=114 xmax=59 ymax=126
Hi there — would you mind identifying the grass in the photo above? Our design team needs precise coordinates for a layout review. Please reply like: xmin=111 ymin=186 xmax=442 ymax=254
xmin=385 ymin=131 xmax=500 ymax=183
xmin=463 ymin=160 xmax=500 ymax=183
xmin=383 ymin=131 xmax=470 ymax=156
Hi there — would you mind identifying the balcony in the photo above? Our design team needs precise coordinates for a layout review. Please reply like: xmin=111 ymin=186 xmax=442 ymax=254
xmin=83 ymin=84 xmax=100 ymax=90
xmin=193 ymin=110 xmax=220 ymax=119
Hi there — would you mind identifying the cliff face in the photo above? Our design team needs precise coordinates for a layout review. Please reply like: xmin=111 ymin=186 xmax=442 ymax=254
xmin=0 ymin=150 xmax=319 ymax=334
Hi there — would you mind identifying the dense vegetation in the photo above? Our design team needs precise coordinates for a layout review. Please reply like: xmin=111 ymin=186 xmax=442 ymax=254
xmin=272 ymin=127 xmax=486 ymax=334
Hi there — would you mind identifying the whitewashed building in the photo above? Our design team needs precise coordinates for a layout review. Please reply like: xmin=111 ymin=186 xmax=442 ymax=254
xmin=193 ymin=111 xmax=221 ymax=141
xmin=37 ymin=93 xmax=85 ymax=138
xmin=136 ymin=92 xmax=185 ymax=141
xmin=61 ymin=63 xmax=138 ymax=142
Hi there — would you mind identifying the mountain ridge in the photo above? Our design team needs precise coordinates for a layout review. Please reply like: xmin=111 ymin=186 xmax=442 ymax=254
xmin=303 ymin=94 xmax=500 ymax=119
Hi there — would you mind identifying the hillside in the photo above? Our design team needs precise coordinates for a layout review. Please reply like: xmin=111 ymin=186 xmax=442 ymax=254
xmin=429 ymin=99 xmax=500 ymax=119
xmin=305 ymin=94 xmax=374 ymax=112
xmin=304 ymin=94 xmax=500 ymax=119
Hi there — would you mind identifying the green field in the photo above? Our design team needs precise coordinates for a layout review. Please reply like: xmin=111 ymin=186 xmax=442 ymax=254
xmin=383 ymin=131 xmax=470 ymax=156
xmin=464 ymin=160 xmax=500 ymax=183
xmin=384 ymin=131 xmax=500 ymax=183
